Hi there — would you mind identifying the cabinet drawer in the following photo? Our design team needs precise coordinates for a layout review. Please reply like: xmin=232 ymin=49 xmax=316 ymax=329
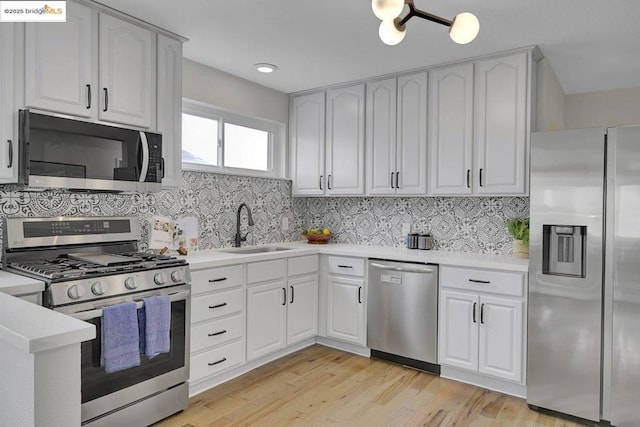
xmin=191 ymin=314 xmax=243 ymax=353
xmin=190 ymin=340 xmax=244 ymax=382
xmin=247 ymin=259 xmax=285 ymax=284
xmin=440 ymin=266 xmax=525 ymax=297
xmin=288 ymin=255 xmax=318 ymax=276
xmin=327 ymin=256 xmax=365 ymax=277
xmin=191 ymin=265 xmax=244 ymax=295
xmin=191 ymin=288 xmax=244 ymax=323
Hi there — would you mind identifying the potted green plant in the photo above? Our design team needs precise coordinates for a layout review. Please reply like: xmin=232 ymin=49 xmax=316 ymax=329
xmin=506 ymin=218 xmax=529 ymax=259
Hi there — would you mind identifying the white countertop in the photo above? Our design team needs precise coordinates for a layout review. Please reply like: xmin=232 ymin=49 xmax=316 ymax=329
xmin=0 ymin=272 xmax=94 ymax=354
xmin=184 ymin=242 xmax=528 ymax=273
xmin=0 ymin=292 xmax=95 ymax=354
xmin=0 ymin=270 xmax=46 ymax=296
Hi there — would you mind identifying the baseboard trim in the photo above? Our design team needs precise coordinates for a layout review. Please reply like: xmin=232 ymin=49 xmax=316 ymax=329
xmin=440 ymin=365 xmax=527 ymax=398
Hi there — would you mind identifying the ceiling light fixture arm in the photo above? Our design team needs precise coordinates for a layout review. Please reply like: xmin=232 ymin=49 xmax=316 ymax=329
xmin=397 ymin=0 xmax=451 ymax=29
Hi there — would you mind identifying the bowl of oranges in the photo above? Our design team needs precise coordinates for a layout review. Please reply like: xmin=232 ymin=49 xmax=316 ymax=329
xmin=301 ymin=227 xmax=332 ymax=244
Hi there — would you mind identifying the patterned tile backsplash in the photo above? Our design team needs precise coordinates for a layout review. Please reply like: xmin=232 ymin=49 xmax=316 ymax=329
xmin=0 ymin=171 xmax=528 ymax=255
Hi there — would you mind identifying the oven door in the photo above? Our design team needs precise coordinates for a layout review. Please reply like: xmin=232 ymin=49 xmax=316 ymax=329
xmin=58 ymin=285 xmax=190 ymax=424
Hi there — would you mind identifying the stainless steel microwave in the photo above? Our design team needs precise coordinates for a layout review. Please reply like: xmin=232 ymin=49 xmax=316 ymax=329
xmin=18 ymin=110 xmax=163 ymax=192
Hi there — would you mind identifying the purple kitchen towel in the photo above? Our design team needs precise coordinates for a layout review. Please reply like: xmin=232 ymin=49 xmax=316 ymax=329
xmin=101 ymin=301 xmax=141 ymax=373
xmin=142 ymin=295 xmax=171 ymax=358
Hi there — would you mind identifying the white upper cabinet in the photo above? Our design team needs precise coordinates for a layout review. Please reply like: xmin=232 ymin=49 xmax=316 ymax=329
xmin=428 ymin=63 xmax=474 ymax=195
xmin=24 ymin=3 xmax=156 ymax=129
xmin=24 ymin=1 xmax=96 ymax=118
xmin=474 ymin=52 xmax=528 ymax=195
xmin=157 ymin=34 xmax=183 ymax=188
xmin=290 ymin=92 xmax=325 ymax=196
xmin=396 ymin=72 xmax=428 ymax=195
xmin=428 ymin=51 xmax=531 ymax=196
xmin=366 ymin=72 xmax=427 ymax=195
xmin=99 ymin=13 xmax=155 ymax=129
xmin=290 ymin=84 xmax=365 ymax=196
xmin=366 ymin=77 xmax=396 ymax=195
xmin=325 ymin=84 xmax=365 ymax=195
xmin=0 ymin=24 xmax=17 ymax=183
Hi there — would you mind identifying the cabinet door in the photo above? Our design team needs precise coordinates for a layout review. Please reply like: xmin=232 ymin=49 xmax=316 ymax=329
xmin=287 ymin=275 xmax=318 ymax=344
xmin=99 ymin=13 xmax=155 ymax=128
xmin=474 ymin=52 xmax=528 ymax=194
xmin=0 ymin=24 xmax=17 ymax=183
xmin=396 ymin=71 xmax=428 ymax=195
xmin=428 ymin=64 xmax=474 ymax=195
xmin=478 ymin=296 xmax=523 ymax=382
xmin=24 ymin=1 xmax=96 ymax=118
xmin=438 ymin=290 xmax=478 ymax=371
xmin=365 ymin=78 xmax=396 ymax=195
xmin=326 ymin=276 xmax=365 ymax=346
xmin=157 ymin=34 xmax=183 ymax=188
xmin=290 ymin=92 xmax=325 ymax=195
xmin=246 ymin=281 xmax=287 ymax=361
xmin=325 ymin=84 xmax=365 ymax=195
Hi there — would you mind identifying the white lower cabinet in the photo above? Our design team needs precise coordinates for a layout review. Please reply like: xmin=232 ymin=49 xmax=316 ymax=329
xmin=246 ymin=256 xmax=319 ymax=361
xmin=189 ymin=264 xmax=246 ymax=385
xmin=287 ymin=275 xmax=318 ymax=344
xmin=325 ymin=256 xmax=366 ymax=346
xmin=438 ymin=266 xmax=526 ymax=384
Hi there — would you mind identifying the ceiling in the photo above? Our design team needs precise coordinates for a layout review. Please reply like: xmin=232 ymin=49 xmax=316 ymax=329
xmin=97 ymin=0 xmax=640 ymax=95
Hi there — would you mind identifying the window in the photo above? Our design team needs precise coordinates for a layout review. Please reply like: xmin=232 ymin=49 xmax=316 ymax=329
xmin=181 ymin=99 xmax=284 ymax=177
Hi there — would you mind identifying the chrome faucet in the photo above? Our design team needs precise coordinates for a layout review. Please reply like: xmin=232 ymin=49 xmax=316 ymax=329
xmin=234 ymin=202 xmax=255 ymax=247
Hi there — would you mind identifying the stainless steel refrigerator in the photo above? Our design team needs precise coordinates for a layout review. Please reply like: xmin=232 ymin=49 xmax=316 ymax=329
xmin=528 ymin=125 xmax=640 ymax=426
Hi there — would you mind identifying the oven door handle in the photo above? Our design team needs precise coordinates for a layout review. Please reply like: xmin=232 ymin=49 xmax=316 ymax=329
xmin=69 ymin=289 xmax=190 ymax=321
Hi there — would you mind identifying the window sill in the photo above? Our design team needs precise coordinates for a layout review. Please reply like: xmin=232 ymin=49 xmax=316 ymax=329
xmin=181 ymin=163 xmax=289 ymax=181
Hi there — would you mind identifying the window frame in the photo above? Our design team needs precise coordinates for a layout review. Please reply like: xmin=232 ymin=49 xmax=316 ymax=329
xmin=181 ymin=98 xmax=285 ymax=178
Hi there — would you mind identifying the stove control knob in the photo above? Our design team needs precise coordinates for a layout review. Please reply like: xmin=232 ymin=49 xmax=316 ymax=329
xmin=124 ymin=277 xmax=137 ymax=290
xmin=154 ymin=272 xmax=167 ymax=286
xmin=170 ymin=270 xmax=183 ymax=283
xmin=91 ymin=281 xmax=106 ymax=296
xmin=67 ymin=285 xmax=86 ymax=300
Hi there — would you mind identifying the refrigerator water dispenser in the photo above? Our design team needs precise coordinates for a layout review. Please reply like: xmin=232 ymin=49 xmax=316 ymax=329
xmin=542 ymin=225 xmax=587 ymax=278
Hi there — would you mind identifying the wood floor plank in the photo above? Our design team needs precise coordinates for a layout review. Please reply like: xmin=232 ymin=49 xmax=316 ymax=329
xmin=156 ymin=345 xmax=588 ymax=427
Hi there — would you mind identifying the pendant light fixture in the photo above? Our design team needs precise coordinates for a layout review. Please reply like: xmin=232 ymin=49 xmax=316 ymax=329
xmin=372 ymin=0 xmax=479 ymax=46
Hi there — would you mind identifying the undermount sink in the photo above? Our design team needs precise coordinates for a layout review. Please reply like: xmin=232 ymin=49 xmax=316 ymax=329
xmin=219 ymin=246 xmax=294 ymax=255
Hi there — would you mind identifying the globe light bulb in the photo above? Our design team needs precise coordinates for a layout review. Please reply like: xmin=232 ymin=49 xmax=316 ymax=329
xmin=378 ymin=19 xmax=406 ymax=45
xmin=449 ymin=12 xmax=480 ymax=44
xmin=371 ymin=0 xmax=405 ymax=20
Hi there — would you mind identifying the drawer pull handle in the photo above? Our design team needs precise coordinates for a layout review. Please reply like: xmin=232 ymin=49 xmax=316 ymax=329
xmin=208 ymin=357 xmax=227 ymax=366
xmin=208 ymin=330 xmax=227 ymax=337
xmin=468 ymin=279 xmax=491 ymax=284
xmin=209 ymin=277 xmax=227 ymax=283
xmin=338 ymin=265 xmax=353 ymax=269
xmin=209 ymin=302 xmax=227 ymax=309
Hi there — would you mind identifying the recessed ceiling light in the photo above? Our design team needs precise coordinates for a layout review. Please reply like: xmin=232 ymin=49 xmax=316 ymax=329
xmin=255 ymin=63 xmax=278 ymax=73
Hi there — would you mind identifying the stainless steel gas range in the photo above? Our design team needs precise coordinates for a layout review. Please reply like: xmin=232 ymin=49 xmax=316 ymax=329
xmin=2 ymin=216 xmax=191 ymax=426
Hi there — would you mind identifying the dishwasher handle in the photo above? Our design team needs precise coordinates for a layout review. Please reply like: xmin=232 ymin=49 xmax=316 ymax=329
xmin=369 ymin=262 xmax=435 ymax=274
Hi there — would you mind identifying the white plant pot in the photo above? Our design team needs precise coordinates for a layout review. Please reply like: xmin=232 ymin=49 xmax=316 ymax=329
xmin=513 ymin=239 xmax=529 ymax=259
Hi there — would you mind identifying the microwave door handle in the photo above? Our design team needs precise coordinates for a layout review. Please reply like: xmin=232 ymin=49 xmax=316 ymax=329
xmin=138 ymin=131 xmax=149 ymax=182
xmin=69 ymin=289 xmax=191 ymax=321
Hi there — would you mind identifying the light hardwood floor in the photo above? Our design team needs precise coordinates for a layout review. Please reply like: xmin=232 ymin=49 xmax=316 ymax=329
xmin=157 ymin=345 xmax=586 ymax=427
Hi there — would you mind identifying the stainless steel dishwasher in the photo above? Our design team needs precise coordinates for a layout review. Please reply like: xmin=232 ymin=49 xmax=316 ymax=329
xmin=367 ymin=259 xmax=439 ymax=374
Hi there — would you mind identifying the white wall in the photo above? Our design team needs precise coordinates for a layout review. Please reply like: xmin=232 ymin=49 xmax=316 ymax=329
xmin=182 ymin=59 xmax=289 ymax=124
xmin=536 ymin=58 xmax=565 ymax=131
xmin=565 ymin=86 xmax=640 ymax=129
